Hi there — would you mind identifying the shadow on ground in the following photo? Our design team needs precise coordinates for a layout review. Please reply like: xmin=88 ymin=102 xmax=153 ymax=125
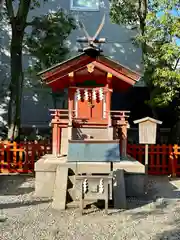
xmin=0 ymin=174 xmax=35 ymax=196
xmin=86 ymin=175 xmax=180 ymax=217
xmin=1 ymin=174 xmax=180 ymax=213
xmin=0 ymin=217 xmax=7 ymax=223
xmin=0 ymin=174 xmax=52 ymax=210
xmin=153 ymin=229 xmax=180 ymax=240
xmin=1 ymin=174 xmax=180 ymax=239
xmin=0 ymin=199 xmax=52 ymax=209
xmin=152 ymin=219 xmax=180 ymax=240
xmin=125 ymin=175 xmax=180 ymax=210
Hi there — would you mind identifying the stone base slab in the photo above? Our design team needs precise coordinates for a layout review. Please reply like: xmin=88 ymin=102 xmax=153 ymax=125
xmin=34 ymin=154 xmax=145 ymax=202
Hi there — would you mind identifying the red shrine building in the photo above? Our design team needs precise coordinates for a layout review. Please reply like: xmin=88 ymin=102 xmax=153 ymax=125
xmin=38 ymin=50 xmax=141 ymax=158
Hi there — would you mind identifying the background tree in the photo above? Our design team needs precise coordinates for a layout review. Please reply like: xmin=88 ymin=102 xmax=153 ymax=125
xmin=110 ymin=0 xmax=180 ymax=141
xmin=142 ymin=2 xmax=180 ymax=142
xmin=25 ymin=9 xmax=76 ymax=110
xmin=26 ymin=10 xmax=76 ymax=73
xmin=5 ymin=0 xmax=32 ymax=139
xmin=4 ymin=0 xmax=75 ymax=139
xmin=110 ymin=0 xmax=148 ymax=58
xmin=0 ymin=0 xmax=4 ymax=9
xmin=110 ymin=0 xmax=158 ymax=116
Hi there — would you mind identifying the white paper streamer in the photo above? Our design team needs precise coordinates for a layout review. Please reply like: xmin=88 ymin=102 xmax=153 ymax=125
xmin=83 ymin=179 xmax=88 ymax=193
xmin=99 ymin=178 xmax=104 ymax=193
xmin=84 ymin=89 xmax=88 ymax=100
xmin=76 ymin=89 xmax=81 ymax=100
xmin=92 ymin=89 xmax=96 ymax=100
xmin=99 ymin=88 xmax=103 ymax=100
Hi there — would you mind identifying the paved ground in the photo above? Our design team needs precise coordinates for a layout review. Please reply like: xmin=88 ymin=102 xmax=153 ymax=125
xmin=0 ymin=175 xmax=180 ymax=240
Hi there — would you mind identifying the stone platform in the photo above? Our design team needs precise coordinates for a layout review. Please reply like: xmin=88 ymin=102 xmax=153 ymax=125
xmin=34 ymin=154 xmax=145 ymax=210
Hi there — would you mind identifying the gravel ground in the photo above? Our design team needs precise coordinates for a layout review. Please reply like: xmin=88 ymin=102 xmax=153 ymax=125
xmin=0 ymin=175 xmax=180 ymax=240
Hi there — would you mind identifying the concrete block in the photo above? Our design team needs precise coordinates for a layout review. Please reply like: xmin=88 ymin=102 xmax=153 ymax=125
xmin=108 ymin=127 xmax=113 ymax=140
xmin=113 ymin=169 xmax=126 ymax=209
xmin=125 ymin=173 xmax=145 ymax=197
xmin=52 ymin=165 xmax=68 ymax=210
xmin=75 ymin=162 xmax=111 ymax=174
xmin=34 ymin=155 xmax=67 ymax=197
xmin=113 ymin=160 xmax=145 ymax=173
xmin=35 ymin=171 xmax=56 ymax=197
xmin=35 ymin=156 xmax=58 ymax=172
xmin=61 ymin=128 xmax=69 ymax=155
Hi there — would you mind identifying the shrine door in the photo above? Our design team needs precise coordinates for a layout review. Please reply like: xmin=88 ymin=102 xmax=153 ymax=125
xmin=74 ymin=88 xmax=105 ymax=121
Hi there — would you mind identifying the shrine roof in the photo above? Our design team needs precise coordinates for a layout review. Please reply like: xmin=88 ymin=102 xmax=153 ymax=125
xmin=38 ymin=50 xmax=142 ymax=90
xmin=38 ymin=53 xmax=85 ymax=76
xmin=134 ymin=117 xmax=162 ymax=125
xmin=38 ymin=52 xmax=141 ymax=78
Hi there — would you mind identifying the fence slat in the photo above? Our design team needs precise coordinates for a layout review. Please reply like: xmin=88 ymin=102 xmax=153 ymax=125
xmin=127 ymin=143 xmax=179 ymax=176
xmin=0 ymin=140 xmax=52 ymax=173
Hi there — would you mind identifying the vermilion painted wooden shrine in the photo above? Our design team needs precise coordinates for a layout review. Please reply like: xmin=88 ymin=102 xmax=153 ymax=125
xmin=35 ymin=44 xmax=147 ymax=210
xmin=38 ymin=51 xmax=141 ymax=159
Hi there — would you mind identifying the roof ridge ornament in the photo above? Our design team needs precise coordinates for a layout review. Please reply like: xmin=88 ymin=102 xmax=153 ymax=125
xmin=87 ymin=63 xmax=95 ymax=73
xmin=77 ymin=14 xmax=106 ymax=55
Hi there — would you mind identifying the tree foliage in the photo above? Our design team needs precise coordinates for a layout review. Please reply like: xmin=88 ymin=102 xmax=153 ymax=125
xmin=0 ymin=0 xmax=4 ymax=10
xmin=3 ymin=0 xmax=75 ymax=139
xmin=26 ymin=10 xmax=76 ymax=72
xmin=110 ymin=0 xmax=180 ymax=107
xmin=141 ymin=4 xmax=180 ymax=107
xmin=110 ymin=0 xmax=147 ymax=28
xmin=25 ymin=9 xmax=76 ymax=111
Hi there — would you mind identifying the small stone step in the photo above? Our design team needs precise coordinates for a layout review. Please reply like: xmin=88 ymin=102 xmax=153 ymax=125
xmin=68 ymin=175 xmax=75 ymax=184
xmin=66 ymin=201 xmax=79 ymax=208
xmin=67 ymin=188 xmax=75 ymax=200
xmin=66 ymin=200 xmax=96 ymax=209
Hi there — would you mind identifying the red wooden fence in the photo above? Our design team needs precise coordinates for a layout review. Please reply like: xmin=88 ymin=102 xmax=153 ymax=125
xmin=1 ymin=141 xmax=180 ymax=176
xmin=0 ymin=141 xmax=52 ymax=173
xmin=127 ymin=144 xmax=180 ymax=176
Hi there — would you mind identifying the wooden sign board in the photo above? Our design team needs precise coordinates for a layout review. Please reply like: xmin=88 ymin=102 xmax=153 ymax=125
xmin=134 ymin=117 xmax=162 ymax=144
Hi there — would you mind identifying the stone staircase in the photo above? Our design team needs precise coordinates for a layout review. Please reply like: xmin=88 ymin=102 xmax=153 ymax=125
xmin=52 ymin=165 xmax=80 ymax=209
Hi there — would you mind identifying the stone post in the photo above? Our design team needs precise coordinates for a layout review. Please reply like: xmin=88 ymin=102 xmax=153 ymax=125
xmin=51 ymin=110 xmax=61 ymax=156
xmin=120 ymin=112 xmax=128 ymax=159
xmin=68 ymin=110 xmax=73 ymax=140
xmin=107 ymin=111 xmax=113 ymax=140
xmin=121 ymin=124 xmax=127 ymax=159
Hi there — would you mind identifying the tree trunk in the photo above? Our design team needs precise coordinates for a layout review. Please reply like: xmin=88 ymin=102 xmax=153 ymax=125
xmin=5 ymin=0 xmax=32 ymax=140
xmin=7 ymin=25 xmax=24 ymax=140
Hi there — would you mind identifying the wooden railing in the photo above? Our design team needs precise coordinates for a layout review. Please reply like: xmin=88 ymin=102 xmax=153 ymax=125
xmin=127 ymin=144 xmax=178 ymax=176
xmin=110 ymin=110 xmax=130 ymax=119
xmin=2 ymin=141 xmax=180 ymax=177
xmin=0 ymin=141 xmax=52 ymax=173
xmin=49 ymin=109 xmax=130 ymax=126
xmin=49 ymin=109 xmax=76 ymax=122
xmin=110 ymin=110 xmax=130 ymax=126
